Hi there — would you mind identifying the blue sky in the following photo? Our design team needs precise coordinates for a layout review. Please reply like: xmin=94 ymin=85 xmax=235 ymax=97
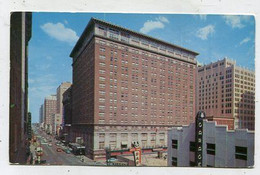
xmin=28 ymin=13 xmax=255 ymax=123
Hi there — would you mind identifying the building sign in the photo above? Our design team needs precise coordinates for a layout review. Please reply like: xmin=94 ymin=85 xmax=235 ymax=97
xmin=133 ymin=148 xmax=141 ymax=166
xmin=195 ymin=111 xmax=205 ymax=167
xmin=130 ymin=141 xmax=142 ymax=166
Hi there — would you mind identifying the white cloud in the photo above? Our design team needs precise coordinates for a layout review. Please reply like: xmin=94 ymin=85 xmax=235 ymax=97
xmin=222 ymin=15 xmax=250 ymax=29
xmin=29 ymin=85 xmax=57 ymax=99
xmin=29 ymin=74 xmax=56 ymax=85
xmin=157 ymin=16 xmax=169 ymax=23
xmin=240 ymin=37 xmax=251 ymax=45
xmin=140 ymin=16 xmax=170 ymax=34
xmin=196 ymin=25 xmax=215 ymax=40
xmin=41 ymin=22 xmax=79 ymax=44
xmin=29 ymin=74 xmax=58 ymax=98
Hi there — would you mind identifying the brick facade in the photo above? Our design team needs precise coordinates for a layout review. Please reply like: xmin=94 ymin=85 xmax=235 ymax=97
xmin=69 ymin=18 xmax=198 ymax=160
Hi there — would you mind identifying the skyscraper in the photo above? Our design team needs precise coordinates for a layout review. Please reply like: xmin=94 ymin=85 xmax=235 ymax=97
xmin=39 ymin=104 xmax=44 ymax=124
xmin=62 ymin=86 xmax=72 ymax=143
xmin=9 ymin=12 xmax=32 ymax=163
xmin=56 ymin=82 xmax=72 ymax=135
xmin=44 ymin=95 xmax=57 ymax=134
xmin=196 ymin=58 xmax=255 ymax=130
xmin=69 ymin=18 xmax=198 ymax=160
xmin=56 ymin=82 xmax=72 ymax=116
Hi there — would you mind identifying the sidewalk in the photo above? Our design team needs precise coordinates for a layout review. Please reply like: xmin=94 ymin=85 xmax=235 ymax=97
xmin=76 ymin=155 xmax=105 ymax=166
xmin=28 ymin=141 xmax=39 ymax=164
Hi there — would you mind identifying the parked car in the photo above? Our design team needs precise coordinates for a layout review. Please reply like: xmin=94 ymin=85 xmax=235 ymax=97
xmin=108 ymin=158 xmax=117 ymax=162
xmin=48 ymin=143 xmax=52 ymax=147
xmin=64 ymin=149 xmax=71 ymax=154
xmin=61 ymin=146 xmax=66 ymax=151
xmin=56 ymin=147 xmax=62 ymax=152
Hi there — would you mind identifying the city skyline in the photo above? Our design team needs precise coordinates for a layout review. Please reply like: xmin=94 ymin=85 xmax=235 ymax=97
xmin=28 ymin=13 xmax=255 ymax=123
xmin=7 ymin=11 xmax=255 ymax=167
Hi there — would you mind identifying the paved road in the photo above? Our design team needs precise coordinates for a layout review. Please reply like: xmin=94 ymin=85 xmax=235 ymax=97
xmin=40 ymin=141 xmax=88 ymax=165
xmin=34 ymin=128 xmax=92 ymax=166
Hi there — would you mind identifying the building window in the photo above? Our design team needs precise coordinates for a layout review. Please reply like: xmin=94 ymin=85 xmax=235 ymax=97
xmin=172 ymin=157 xmax=177 ymax=166
xmin=207 ymin=143 xmax=215 ymax=155
xmin=190 ymin=141 xmax=196 ymax=152
xmin=99 ymin=141 xmax=105 ymax=149
xmin=109 ymin=28 xmax=119 ymax=40
xmin=235 ymin=146 xmax=247 ymax=160
xmin=99 ymin=55 xmax=106 ymax=60
xmin=151 ymin=133 xmax=156 ymax=140
xmin=98 ymin=119 xmax=105 ymax=124
xmin=109 ymin=141 xmax=117 ymax=150
xmin=172 ymin=140 xmax=178 ymax=149
xmin=99 ymin=112 xmax=105 ymax=117
xmin=99 ymin=47 xmax=106 ymax=52
xmin=99 ymin=133 xmax=105 ymax=139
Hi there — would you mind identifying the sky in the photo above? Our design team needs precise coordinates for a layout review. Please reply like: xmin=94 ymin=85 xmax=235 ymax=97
xmin=28 ymin=13 xmax=255 ymax=123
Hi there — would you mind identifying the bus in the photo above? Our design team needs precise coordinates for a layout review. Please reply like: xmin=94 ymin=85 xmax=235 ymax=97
xmin=69 ymin=143 xmax=85 ymax=155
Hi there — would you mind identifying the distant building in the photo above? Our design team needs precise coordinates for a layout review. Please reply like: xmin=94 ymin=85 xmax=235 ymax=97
xmin=196 ymin=58 xmax=255 ymax=130
xmin=44 ymin=95 xmax=57 ymax=134
xmin=56 ymin=82 xmax=72 ymax=135
xmin=167 ymin=112 xmax=254 ymax=167
xmin=9 ymin=12 xmax=32 ymax=163
xmin=51 ymin=114 xmax=62 ymax=135
xmin=56 ymin=82 xmax=72 ymax=120
xmin=39 ymin=104 xmax=44 ymax=124
xmin=69 ymin=18 xmax=198 ymax=160
xmin=62 ymin=86 xmax=72 ymax=143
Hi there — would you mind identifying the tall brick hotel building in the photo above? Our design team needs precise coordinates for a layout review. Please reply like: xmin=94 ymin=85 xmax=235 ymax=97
xmin=69 ymin=18 xmax=198 ymax=160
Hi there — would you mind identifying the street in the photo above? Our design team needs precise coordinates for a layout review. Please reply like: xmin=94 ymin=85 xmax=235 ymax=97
xmin=33 ymin=126 xmax=104 ymax=166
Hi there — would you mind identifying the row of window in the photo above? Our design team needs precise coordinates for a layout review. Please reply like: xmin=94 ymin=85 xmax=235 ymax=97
xmin=198 ymin=61 xmax=228 ymax=72
xmin=171 ymin=140 xmax=248 ymax=166
xmin=97 ymin=28 xmax=196 ymax=60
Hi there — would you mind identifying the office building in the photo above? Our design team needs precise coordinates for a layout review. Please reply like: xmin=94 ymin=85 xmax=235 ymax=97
xmin=62 ymin=86 xmax=72 ymax=143
xmin=69 ymin=18 xmax=198 ymax=160
xmin=167 ymin=112 xmax=254 ymax=167
xmin=56 ymin=82 xmax=72 ymax=119
xmin=39 ymin=104 xmax=44 ymax=124
xmin=44 ymin=95 xmax=57 ymax=134
xmin=56 ymin=82 xmax=72 ymax=134
xmin=196 ymin=58 xmax=255 ymax=130
xmin=9 ymin=12 xmax=32 ymax=163
xmin=51 ymin=113 xmax=62 ymax=135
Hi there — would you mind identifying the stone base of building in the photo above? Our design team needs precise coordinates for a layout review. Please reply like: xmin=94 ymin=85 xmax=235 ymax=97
xmin=89 ymin=147 xmax=167 ymax=161
xmin=69 ymin=124 xmax=176 ymax=160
